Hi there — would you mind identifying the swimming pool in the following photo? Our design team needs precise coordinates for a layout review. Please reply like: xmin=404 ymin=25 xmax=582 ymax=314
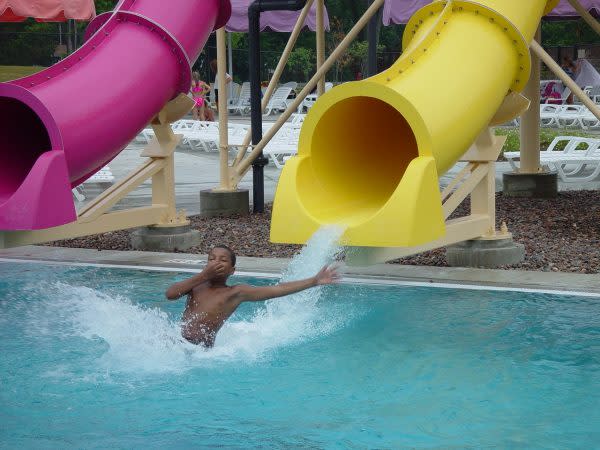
xmin=1 ymin=260 xmax=599 ymax=448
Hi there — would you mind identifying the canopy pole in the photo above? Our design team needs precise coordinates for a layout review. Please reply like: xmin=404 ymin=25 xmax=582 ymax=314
xmin=568 ymin=0 xmax=600 ymax=35
xmin=232 ymin=0 xmax=385 ymax=184
xmin=520 ymin=26 xmax=542 ymax=174
xmin=232 ymin=0 xmax=315 ymax=167
xmin=531 ymin=40 xmax=600 ymax=122
xmin=216 ymin=27 xmax=232 ymax=191
xmin=316 ymin=0 xmax=325 ymax=95
xmin=367 ymin=0 xmax=379 ymax=76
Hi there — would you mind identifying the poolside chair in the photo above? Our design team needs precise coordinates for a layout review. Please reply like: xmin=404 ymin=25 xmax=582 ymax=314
xmin=263 ymin=85 xmax=296 ymax=116
xmin=74 ymin=166 xmax=116 ymax=201
xmin=182 ymin=122 xmax=251 ymax=152
xmin=228 ymin=82 xmax=251 ymax=115
xmin=548 ymin=139 xmax=600 ymax=182
xmin=137 ymin=119 xmax=197 ymax=145
xmin=580 ymin=109 xmax=600 ymax=129
xmin=72 ymin=187 xmax=85 ymax=202
xmin=298 ymin=82 xmax=334 ymax=113
xmin=504 ymin=136 xmax=600 ymax=180
xmin=263 ymin=123 xmax=301 ymax=168
xmin=573 ymin=86 xmax=593 ymax=105
xmin=589 ymin=86 xmax=600 ymax=104
xmin=229 ymin=82 xmax=240 ymax=105
xmin=549 ymin=87 xmax=572 ymax=105
xmin=539 ymin=104 xmax=562 ymax=128
xmin=556 ymin=105 xmax=586 ymax=129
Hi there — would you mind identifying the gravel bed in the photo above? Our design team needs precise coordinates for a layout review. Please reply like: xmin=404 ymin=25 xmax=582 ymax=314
xmin=47 ymin=191 xmax=600 ymax=274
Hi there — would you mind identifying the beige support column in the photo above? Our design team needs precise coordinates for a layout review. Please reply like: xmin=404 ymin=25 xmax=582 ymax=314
xmin=568 ymin=0 xmax=600 ymax=35
xmin=531 ymin=40 xmax=600 ymax=121
xmin=316 ymin=0 xmax=326 ymax=95
xmin=520 ymin=26 xmax=542 ymax=174
xmin=216 ymin=27 xmax=232 ymax=191
xmin=232 ymin=0 xmax=316 ymax=167
xmin=232 ymin=0 xmax=385 ymax=184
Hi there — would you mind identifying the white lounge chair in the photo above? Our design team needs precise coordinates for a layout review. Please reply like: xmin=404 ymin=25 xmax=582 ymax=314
xmin=554 ymin=154 xmax=600 ymax=182
xmin=539 ymin=104 xmax=562 ymax=128
xmin=181 ymin=122 xmax=251 ymax=152
xmin=263 ymin=85 xmax=296 ymax=116
xmin=580 ymin=110 xmax=600 ymax=129
xmin=298 ymin=82 xmax=333 ymax=113
xmin=263 ymin=123 xmax=301 ymax=168
xmin=73 ymin=166 xmax=115 ymax=201
xmin=228 ymin=82 xmax=251 ymax=115
xmin=229 ymin=82 xmax=240 ymax=105
xmin=556 ymin=105 xmax=586 ymax=129
xmin=504 ymin=136 xmax=600 ymax=179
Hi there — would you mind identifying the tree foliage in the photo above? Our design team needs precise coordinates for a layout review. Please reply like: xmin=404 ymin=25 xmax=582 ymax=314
xmin=0 ymin=0 xmax=598 ymax=82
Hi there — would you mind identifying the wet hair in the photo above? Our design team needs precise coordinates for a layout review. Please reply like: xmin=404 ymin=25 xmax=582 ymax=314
xmin=212 ymin=245 xmax=236 ymax=266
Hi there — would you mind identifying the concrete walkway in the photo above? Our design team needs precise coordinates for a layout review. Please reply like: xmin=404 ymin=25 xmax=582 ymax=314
xmin=1 ymin=246 xmax=599 ymax=296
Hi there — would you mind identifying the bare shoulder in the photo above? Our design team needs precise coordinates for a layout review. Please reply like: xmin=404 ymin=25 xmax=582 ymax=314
xmin=228 ymin=284 xmax=255 ymax=302
xmin=229 ymin=284 xmax=249 ymax=296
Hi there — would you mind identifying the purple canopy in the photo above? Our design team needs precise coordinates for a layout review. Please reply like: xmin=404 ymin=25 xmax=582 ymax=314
xmin=226 ymin=0 xmax=329 ymax=32
xmin=383 ymin=0 xmax=600 ymax=25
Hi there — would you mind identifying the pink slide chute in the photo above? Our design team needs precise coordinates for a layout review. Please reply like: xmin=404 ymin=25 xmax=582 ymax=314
xmin=0 ymin=0 xmax=231 ymax=230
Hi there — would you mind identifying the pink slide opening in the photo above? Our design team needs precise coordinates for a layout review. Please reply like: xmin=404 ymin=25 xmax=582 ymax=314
xmin=0 ymin=0 xmax=231 ymax=230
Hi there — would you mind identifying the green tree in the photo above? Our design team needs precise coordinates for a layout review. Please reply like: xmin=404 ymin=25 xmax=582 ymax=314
xmin=287 ymin=47 xmax=315 ymax=81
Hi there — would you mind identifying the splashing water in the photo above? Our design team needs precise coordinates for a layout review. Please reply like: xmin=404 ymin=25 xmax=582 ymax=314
xmin=213 ymin=225 xmax=347 ymax=356
xmin=24 ymin=226 xmax=350 ymax=372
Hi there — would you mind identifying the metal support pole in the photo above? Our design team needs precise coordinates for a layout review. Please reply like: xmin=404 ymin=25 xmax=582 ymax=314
xmin=216 ymin=27 xmax=232 ymax=191
xmin=316 ymin=0 xmax=326 ymax=95
xmin=367 ymin=0 xmax=378 ymax=76
xmin=520 ymin=26 xmax=542 ymax=174
xmin=248 ymin=0 xmax=308 ymax=213
xmin=233 ymin=0 xmax=315 ymax=167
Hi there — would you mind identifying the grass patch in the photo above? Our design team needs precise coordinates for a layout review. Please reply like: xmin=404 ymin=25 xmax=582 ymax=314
xmin=0 ymin=65 xmax=45 ymax=82
xmin=495 ymin=127 xmax=597 ymax=158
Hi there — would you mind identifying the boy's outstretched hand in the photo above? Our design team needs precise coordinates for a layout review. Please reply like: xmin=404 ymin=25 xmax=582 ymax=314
xmin=314 ymin=265 xmax=341 ymax=285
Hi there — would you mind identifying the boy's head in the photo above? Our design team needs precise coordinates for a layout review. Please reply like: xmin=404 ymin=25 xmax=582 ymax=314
xmin=207 ymin=245 xmax=236 ymax=279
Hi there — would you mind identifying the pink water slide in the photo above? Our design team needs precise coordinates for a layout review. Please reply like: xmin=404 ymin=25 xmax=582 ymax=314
xmin=0 ymin=0 xmax=231 ymax=230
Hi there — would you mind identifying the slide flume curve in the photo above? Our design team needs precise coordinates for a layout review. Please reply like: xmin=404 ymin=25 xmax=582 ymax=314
xmin=0 ymin=0 xmax=230 ymax=230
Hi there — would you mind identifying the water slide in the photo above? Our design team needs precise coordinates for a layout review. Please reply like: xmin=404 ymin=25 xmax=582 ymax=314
xmin=271 ymin=0 xmax=559 ymax=248
xmin=0 ymin=0 xmax=230 ymax=230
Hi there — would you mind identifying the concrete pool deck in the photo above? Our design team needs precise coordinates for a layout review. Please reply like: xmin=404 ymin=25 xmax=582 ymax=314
xmin=1 ymin=245 xmax=599 ymax=296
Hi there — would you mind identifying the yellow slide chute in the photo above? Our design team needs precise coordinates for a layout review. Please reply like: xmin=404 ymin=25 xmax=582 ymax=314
xmin=271 ymin=0 xmax=558 ymax=247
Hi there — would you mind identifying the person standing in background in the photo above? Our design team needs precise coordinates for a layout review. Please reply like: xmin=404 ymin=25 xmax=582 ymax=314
xmin=190 ymin=72 xmax=211 ymax=121
xmin=210 ymin=59 xmax=232 ymax=113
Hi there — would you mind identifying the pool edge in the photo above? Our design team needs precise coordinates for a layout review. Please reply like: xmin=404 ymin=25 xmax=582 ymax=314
xmin=1 ymin=245 xmax=599 ymax=297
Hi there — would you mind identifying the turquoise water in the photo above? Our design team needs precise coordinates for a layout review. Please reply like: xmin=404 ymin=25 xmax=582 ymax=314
xmin=1 ymin=260 xmax=600 ymax=447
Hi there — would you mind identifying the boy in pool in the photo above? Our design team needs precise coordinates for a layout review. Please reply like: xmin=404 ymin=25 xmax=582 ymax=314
xmin=166 ymin=245 xmax=340 ymax=347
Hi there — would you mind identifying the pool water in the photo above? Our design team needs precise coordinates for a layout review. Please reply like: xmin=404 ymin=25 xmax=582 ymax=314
xmin=1 ymin=244 xmax=600 ymax=447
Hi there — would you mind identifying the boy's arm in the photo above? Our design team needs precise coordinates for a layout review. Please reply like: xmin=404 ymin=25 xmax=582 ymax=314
xmin=165 ymin=263 xmax=223 ymax=300
xmin=234 ymin=265 xmax=339 ymax=303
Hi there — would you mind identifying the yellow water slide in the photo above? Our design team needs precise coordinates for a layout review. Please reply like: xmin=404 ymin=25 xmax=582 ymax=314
xmin=271 ymin=0 xmax=558 ymax=247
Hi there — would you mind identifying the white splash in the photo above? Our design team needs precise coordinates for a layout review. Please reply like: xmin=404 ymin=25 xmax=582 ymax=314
xmin=26 ymin=226 xmax=351 ymax=373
